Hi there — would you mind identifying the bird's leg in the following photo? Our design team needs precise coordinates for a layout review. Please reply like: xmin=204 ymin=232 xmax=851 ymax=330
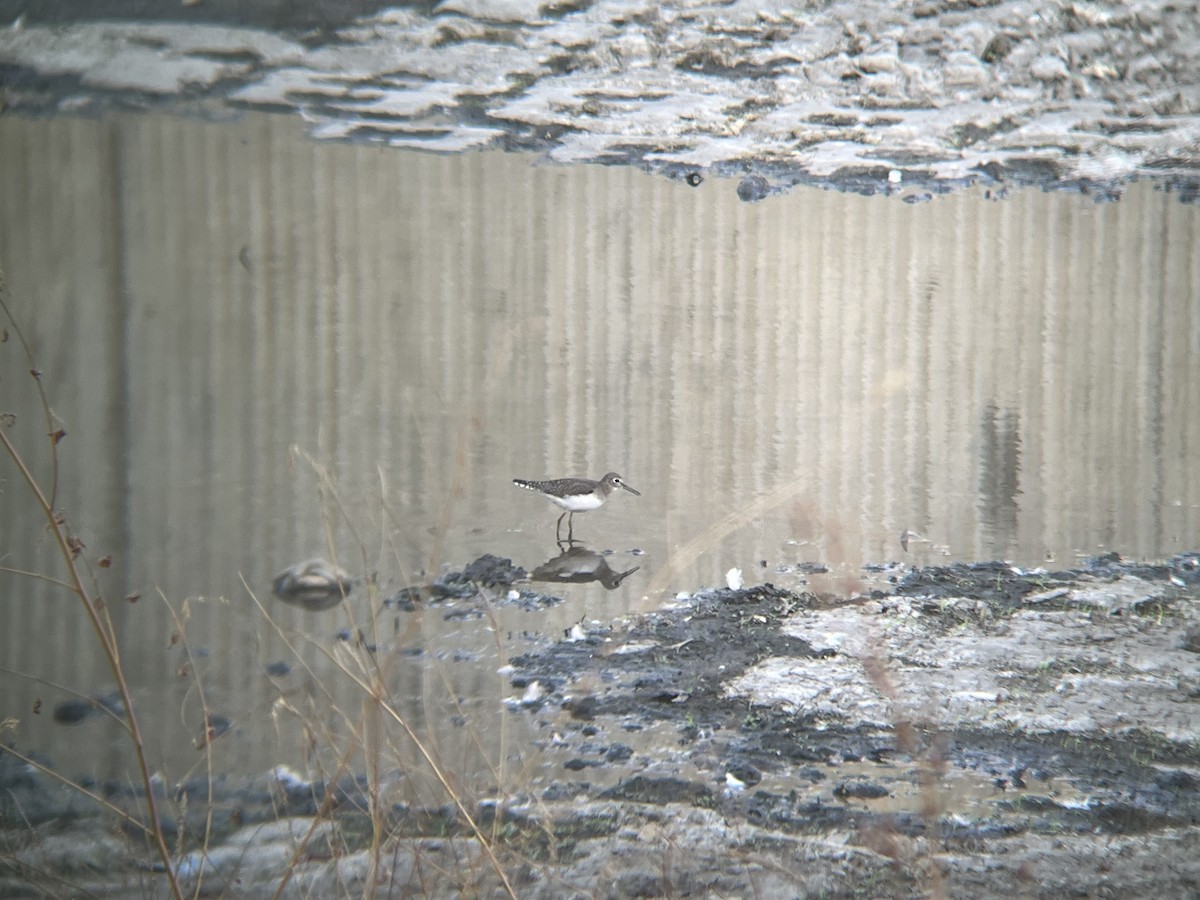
xmin=556 ymin=511 xmax=567 ymax=541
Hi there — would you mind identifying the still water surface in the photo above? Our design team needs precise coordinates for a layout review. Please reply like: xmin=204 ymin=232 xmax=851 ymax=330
xmin=1 ymin=113 xmax=1197 ymax=792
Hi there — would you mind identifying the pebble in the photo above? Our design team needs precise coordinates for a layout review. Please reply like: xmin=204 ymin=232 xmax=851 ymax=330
xmin=736 ymin=175 xmax=770 ymax=202
xmin=856 ymin=48 xmax=899 ymax=73
xmin=1030 ymin=54 xmax=1070 ymax=82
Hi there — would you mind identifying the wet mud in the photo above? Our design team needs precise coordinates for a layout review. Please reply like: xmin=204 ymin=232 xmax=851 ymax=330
xmin=2 ymin=1 xmax=1199 ymax=198
xmin=5 ymin=552 xmax=1199 ymax=896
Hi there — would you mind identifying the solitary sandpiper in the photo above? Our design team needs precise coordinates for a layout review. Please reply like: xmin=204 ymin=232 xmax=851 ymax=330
xmin=513 ymin=472 xmax=640 ymax=539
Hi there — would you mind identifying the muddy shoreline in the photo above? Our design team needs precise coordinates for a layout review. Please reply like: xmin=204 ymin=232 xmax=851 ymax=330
xmin=2 ymin=1 xmax=1199 ymax=200
xmin=4 ymin=552 xmax=1199 ymax=896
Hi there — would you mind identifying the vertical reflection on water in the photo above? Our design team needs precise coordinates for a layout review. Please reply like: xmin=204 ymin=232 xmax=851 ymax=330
xmin=1 ymin=116 xmax=1198 ymax=585
xmin=1142 ymin=190 xmax=1168 ymax=560
xmin=3 ymin=113 xmax=1200 ymax=786
xmin=978 ymin=404 xmax=1021 ymax=558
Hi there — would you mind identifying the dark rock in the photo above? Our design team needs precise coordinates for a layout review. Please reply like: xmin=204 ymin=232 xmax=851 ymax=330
xmin=52 ymin=698 xmax=94 ymax=724
xmin=542 ymin=782 xmax=585 ymax=801
xmin=601 ymin=775 xmax=713 ymax=805
xmin=832 ymin=781 xmax=890 ymax=800
xmin=458 ymin=554 xmax=527 ymax=588
xmin=384 ymin=588 xmax=420 ymax=610
xmin=565 ymin=696 xmax=600 ymax=720
xmin=1172 ymin=553 xmax=1200 ymax=582
xmin=564 ymin=758 xmax=599 ymax=771
xmin=736 ymin=175 xmax=770 ymax=202
xmin=981 ymin=32 xmax=1020 ymax=63
xmin=614 ymin=872 xmax=667 ymax=897
xmin=605 ymin=743 xmax=633 ymax=763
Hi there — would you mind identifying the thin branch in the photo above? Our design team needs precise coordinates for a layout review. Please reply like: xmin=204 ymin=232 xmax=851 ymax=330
xmin=0 ymin=664 xmax=133 ymax=735
xmin=0 ymin=565 xmax=76 ymax=592
xmin=0 ymin=744 xmax=151 ymax=835
xmin=160 ymin=592 xmax=218 ymax=900
xmin=324 ymin=650 xmax=519 ymax=900
xmin=0 ymin=287 xmax=184 ymax=900
xmin=0 ymin=276 xmax=62 ymax=509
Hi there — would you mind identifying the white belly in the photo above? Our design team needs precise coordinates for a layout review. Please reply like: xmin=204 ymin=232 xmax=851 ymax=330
xmin=552 ymin=493 xmax=604 ymax=512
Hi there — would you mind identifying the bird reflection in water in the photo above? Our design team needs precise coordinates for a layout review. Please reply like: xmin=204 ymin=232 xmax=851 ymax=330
xmin=530 ymin=542 xmax=640 ymax=591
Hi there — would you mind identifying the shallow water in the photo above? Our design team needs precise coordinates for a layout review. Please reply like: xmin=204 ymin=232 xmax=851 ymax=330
xmin=1 ymin=112 xmax=1198 ymax=789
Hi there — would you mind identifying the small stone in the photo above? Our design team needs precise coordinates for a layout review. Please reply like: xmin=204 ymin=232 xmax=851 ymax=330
xmin=53 ymin=698 xmax=93 ymax=724
xmin=981 ymin=33 xmax=1020 ymax=63
xmin=944 ymin=52 xmax=988 ymax=87
xmin=856 ymin=49 xmax=898 ymax=74
xmin=1181 ymin=627 xmax=1200 ymax=654
xmin=605 ymin=743 xmax=633 ymax=762
xmin=1030 ymin=54 xmax=1070 ymax=82
xmin=1127 ymin=54 xmax=1164 ymax=83
xmin=833 ymin=781 xmax=889 ymax=800
xmin=736 ymin=175 xmax=770 ymax=202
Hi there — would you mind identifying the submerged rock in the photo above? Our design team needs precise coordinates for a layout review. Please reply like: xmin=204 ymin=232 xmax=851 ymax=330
xmin=271 ymin=559 xmax=352 ymax=610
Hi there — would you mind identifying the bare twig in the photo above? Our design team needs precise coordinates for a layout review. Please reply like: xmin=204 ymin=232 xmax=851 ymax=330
xmin=0 ymin=743 xmax=151 ymax=834
xmin=0 ymin=287 xmax=185 ymax=900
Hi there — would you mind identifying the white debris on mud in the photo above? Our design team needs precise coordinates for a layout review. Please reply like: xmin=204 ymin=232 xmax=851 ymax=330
xmin=728 ymin=575 xmax=1200 ymax=741
xmin=1 ymin=1 xmax=1198 ymax=190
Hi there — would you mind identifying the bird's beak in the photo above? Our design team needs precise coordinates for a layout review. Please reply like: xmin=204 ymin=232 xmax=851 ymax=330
xmin=620 ymin=483 xmax=641 ymax=496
